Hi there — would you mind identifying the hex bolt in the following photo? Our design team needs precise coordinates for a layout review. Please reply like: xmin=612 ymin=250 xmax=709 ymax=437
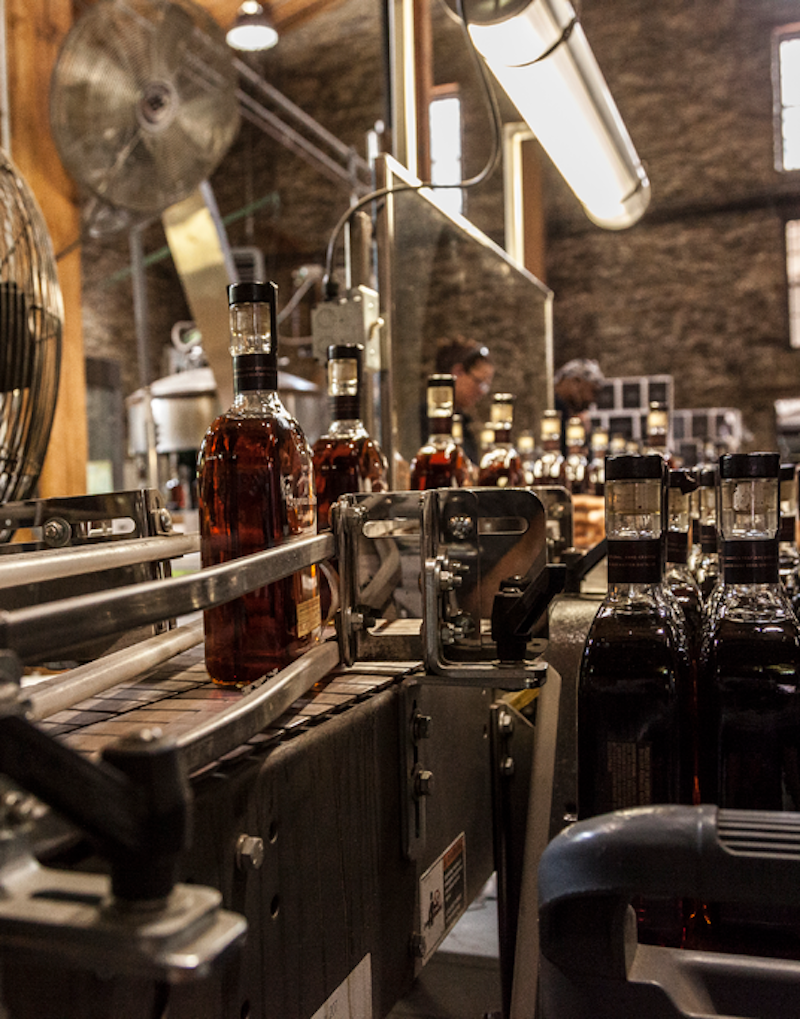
xmin=42 ymin=517 xmax=71 ymax=548
xmin=236 ymin=834 xmax=265 ymax=872
xmin=158 ymin=508 xmax=173 ymax=532
xmin=440 ymin=623 xmax=455 ymax=645
xmin=414 ymin=768 xmax=434 ymax=798
xmin=409 ymin=933 xmax=427 ymax=959
xmin=412 ymin=712 xmax=433 ymax=741
xmin=500 ymin=756 xmax=515 ymax=777
xmin=446 ymin=515 xmax=474 ymax=540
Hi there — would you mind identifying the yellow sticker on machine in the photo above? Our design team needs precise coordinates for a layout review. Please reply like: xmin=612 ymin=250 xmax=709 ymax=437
xmin=296 ymin=593 xmax=322 ymax=637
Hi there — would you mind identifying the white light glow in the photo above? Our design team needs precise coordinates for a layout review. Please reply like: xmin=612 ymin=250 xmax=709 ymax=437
xmin=469 ymin=5 xmax=650 ymax=229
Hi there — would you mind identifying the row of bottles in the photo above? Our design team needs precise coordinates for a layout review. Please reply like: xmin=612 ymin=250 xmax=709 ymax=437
xmin=578 ymin=450 xmax=800 ymax=952
xmin=198 ymin=283 xmax=389 ymax=686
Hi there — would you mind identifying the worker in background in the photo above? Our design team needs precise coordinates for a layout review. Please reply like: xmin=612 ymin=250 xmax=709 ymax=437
xmin=554 ymin=358 xmax=604 ymax=453
xmin=433 ymin=338 xmax=495 ymax=464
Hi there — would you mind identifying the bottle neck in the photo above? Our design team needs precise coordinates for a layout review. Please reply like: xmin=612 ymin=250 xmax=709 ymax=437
xmin=607 ymin=537 xmax=663 ymax=585
xmin=666 ymin=529 xmax=689 ymax=564
xmin=780 ymin=515 xmax=796 ymax=543
xmin=329 ymin=393 xmax=361 ymax=423
xmin=699 ymin=522 xmax=718 ymax=553
xmin=720 ymin=537 xmax=779 ymax=585
xmin=233 ymin=352 xmax=278 ymax=395
xmin=428 ymin=414 xmax=454 ymax=438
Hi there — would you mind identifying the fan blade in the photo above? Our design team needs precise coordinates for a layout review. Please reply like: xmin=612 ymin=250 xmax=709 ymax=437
xmin=152 ymin=3 xmax=194 ymax=82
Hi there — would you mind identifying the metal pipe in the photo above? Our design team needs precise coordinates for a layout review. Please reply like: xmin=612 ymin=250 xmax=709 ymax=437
xmin=237 ymin=90 xmax=371 ymax=195
xmin=0 ymin=532 xmax=336 ymax=662
xmin=0 ymin=534 xmax=199 ymax=590
xmin=233 ymin=56 xmax=371 ymax=176
xmin=27 ymin=618 xmax=204 ymax=721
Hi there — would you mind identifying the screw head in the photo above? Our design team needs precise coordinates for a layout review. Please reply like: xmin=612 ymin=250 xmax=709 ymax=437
xmin=500 ymin=756 xmax=515 ymax=777
xmin=414 ymin=768 xmax=434 ymax=798
xmin=42 ymin=517 xmax=71 ymax=548
xmin=497 ymin=711 xmax=515 ymax=737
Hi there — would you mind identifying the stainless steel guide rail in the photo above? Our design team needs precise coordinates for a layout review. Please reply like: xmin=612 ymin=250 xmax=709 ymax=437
xmin=0 ymin=532 xmax=335 ymax=663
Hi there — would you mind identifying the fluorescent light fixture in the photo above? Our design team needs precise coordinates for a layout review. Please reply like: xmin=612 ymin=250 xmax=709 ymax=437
xmin=226 ymin=1 xmax=279 ymax=52
xmin=465 ymin=0 xmax=650 ymax=229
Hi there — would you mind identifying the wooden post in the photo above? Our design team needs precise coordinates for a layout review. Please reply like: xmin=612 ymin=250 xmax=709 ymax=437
xmin=6 ymin=0 xmax=88 ymax=498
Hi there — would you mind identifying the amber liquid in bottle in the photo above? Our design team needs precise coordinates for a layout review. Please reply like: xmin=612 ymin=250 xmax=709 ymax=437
xmin=410 ymin=375 xmax=469 ymax=490
xmin=199 ymin=285 xmax=319 ymax=686
xmin=312 ymin=346 xmax=388 ymax=529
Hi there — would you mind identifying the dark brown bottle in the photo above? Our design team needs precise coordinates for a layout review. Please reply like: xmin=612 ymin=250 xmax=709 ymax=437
xmin=578 ymin=454 xmax=693 ymax=945
xmin=477 ymin=393 xmax=524 ymax=487
xmin=410 ymin=374 xmax=469 ymax=490
xmin=198 ymin=281 xmax=320 ymax=686
xmin=695 ymin=452 xmax=800 ymax=957
xmin=312 ymin=343 xmax=388 ymax=529
xmin=698 ymin=453 xmax=800 ymax=810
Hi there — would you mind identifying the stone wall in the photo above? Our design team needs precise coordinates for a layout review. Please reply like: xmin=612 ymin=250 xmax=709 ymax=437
xmin=546 ymin=0 xmax=800 ymax=448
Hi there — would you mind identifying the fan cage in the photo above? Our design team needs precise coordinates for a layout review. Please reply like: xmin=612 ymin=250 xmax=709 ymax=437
xmin=0 ymin=157 xmax=63 ymax=509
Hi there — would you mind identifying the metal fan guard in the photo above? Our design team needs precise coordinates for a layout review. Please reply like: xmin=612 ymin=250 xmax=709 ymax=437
xmin=0 ymin=155 xmax=63 ymax=512
xmin=49 ymin=0 xmax=241 ymax=215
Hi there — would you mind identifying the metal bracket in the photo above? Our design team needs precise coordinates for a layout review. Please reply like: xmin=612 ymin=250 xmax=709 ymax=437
xmin=400 ymin=678 xmax=433 ymax=861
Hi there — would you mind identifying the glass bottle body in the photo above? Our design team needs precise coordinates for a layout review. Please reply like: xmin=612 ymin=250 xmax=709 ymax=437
xmin=410 ymin=432 xmax=469 ymax=489
xmin=312 ymin=418 xmax=388 ymax=528
xmin=477 ymin=425 xmax=524 ymax=487
xmin=199 ymin=390 xmax=319 ymax=685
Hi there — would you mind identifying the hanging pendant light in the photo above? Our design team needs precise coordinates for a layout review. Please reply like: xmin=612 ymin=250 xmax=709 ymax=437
xmin=227 ymin=1 xmax=279 ymax=52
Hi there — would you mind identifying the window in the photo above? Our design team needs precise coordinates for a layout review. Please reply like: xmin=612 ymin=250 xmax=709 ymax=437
xmin=429 ymin=89 xmax=463 ymax=217
xmin=786 ymin=219 xmax=800 ymax=347
xmin=774 ymin=25 xmax=800 ymax=170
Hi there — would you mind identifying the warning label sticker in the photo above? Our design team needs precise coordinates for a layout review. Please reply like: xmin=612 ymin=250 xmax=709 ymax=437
xmin=419 ymin=832 xmax=466 ymax=965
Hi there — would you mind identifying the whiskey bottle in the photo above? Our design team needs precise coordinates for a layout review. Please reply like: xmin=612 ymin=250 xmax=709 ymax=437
xmin=698 ymin=452 xmax=800 ymax=810
xmin=779 ymin=463 xmax=800 ymax=593
xmin=409 ymin=374 xmax=470 ymax=490
xmin=586 ymin=427 xmax=608 ymax=496
xmin=531 ymin=409 xmax=566 ymax=486
xmin=477 ymin=393 xmax=524 ymax=487
xmin=517 ymin=430 xmax=537 ymax=486
xmin=693 ymin=466 xmax=720 ymax=602
xmin=312 ymin=343 xmax=388 ymax=529
xmin=452 ymin=413 xmax=478 ymax=484
xmin=578 ymin=453 xmax=693 ymax=945
xmin=696 ymin=452 xmax=800 ymax=956
xmin=665 ymin=468 xmax=703 ymax=659
xmin=643 ymin=400 xmax=674 ymax=465
xmin=564 ymin=416 xmax=589 ymax=494
xmin=198 ymin=281 xmax=320 ymax=685
xmin=578 ymin=454 xmax=693 ymax=815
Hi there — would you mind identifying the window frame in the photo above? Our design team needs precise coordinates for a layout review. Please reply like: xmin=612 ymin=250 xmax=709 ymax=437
xmin=772 ymin=23 xmax=800 ymax=172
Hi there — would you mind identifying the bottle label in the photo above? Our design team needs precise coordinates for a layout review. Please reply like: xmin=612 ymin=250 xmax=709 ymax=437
xmin=296 ymin=592 xmax=322 ymax=637
xmin=720 ymin=538 xmax=779 ymax=584
xmin=233 ymin=352 xmax=278 ymax=392
xmin=607 ymin=538 xmax=662 ymax=584
xmin=608 ymin=740 xmax=652 ymax=808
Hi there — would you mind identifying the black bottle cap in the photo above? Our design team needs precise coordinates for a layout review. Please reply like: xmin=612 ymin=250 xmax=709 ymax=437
xmin=781 ymin=462 xmax=796 ymax=481
xmin=698 ymin=466 xmax=717 ymax=487
xmin=719 ymin=452 xmax=780 ymax=480
xmin=327 ymin=343 xmax=364 ymax=361
xmin=428 ymin=374 xmax=455 ymax=389
xmin=668 ymin=467 xmax=697 ymax=492
xmin=605 ymin=453 xmax=665 ymax=481
xmin=227 ymin=281 xmax=277 ymax=306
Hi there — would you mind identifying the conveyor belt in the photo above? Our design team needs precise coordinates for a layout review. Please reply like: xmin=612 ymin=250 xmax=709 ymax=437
xmin=33 ymin=642 xmax=418 ymax=777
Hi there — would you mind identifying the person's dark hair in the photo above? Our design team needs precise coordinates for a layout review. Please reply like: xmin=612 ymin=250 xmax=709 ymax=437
xmin=434 ymin=337 xmax=492 ymax=373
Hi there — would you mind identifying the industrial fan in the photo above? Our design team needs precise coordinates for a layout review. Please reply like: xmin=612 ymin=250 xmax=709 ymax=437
xmin=49 ymin=0 xmax=241 ymax=217
xmin=0 ymin=155 xmax=63 ymax=507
